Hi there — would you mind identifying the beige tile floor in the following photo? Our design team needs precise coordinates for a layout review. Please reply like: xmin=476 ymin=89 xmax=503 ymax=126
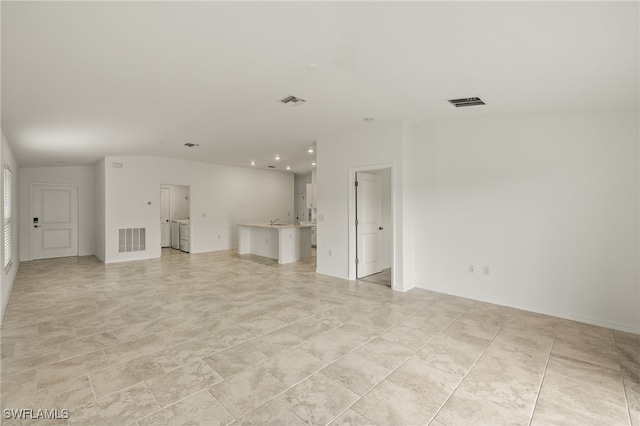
xmin=358 ymin=268 xmax=392 ymax=287
xmin=1 ymin=248 xmax=638 ymax=425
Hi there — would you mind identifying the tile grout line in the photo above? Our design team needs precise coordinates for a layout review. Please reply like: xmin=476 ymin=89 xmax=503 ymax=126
xmin=612 ymin=331 xmax=634 ymax=426
xmin=204 ymin=310 xmax=403 ymax=425
xmin=325 ymin=309 xmax=467 ymax=425
xmin=527 ymin=334 xmax=556 ymax=426
xmin=213 ymin=331 xmax=383 ymax=424
xmin=87 ymin=373 xmax=98 ymax=403
xmin=426 ymin=324 xmax=503 ymax=425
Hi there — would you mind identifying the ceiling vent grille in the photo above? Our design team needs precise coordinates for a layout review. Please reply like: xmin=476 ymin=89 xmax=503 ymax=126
xmin=184 ymin=143 xmax=199 ymax=148
xmin=119 ymin=228 xmax=146 ymax=253
xmin=448 ymin=97 xmax=486 ymax=107
xmin=279 ymin=95 xmax=307 ymax=106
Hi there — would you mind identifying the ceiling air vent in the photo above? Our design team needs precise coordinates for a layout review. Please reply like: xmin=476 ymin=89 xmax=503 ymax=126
xmin=279 ymin=95 xmax=307 ymax=106
xmin=184 ymin=143 xmax=199 ymax=148
xmin=448 ymin=97 xmax=486 ymax=107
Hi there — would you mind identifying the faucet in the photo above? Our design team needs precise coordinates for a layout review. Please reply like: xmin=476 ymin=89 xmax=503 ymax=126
xmin=269 ymin=218 xmax=280 ymax=226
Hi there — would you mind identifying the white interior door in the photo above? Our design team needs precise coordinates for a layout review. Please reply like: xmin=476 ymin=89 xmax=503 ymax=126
xmin=356 ymin=172 xmax=382 ymax=278
xmin=31 ymin=184 xmax=78 ymax=260
xmin=160 ymin=188 xmax=170 ymax=247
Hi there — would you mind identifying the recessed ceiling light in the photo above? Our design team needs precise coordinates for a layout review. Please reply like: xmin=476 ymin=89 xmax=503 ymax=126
xmin=312 ymin=162 xmax=316 ymax=166
xmin=250 ymin=161 xmax=256 ymax=166
xmin=275 ymin=156 xmax=281 ymax=161
xmin=286 ymin=166 xmax=291 ymax=170
xmin=307 ymin=149 xmax=314 ymax=153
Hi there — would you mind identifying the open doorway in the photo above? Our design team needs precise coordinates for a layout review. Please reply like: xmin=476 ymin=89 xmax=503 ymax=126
xmin=352 ymin=167 xmax=393 ymax=287
xmin=160 ymin=184 xmax=191 ymax=254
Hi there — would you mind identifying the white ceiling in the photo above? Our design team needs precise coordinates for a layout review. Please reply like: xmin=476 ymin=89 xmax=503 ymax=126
xmin=2 ymin=1 xmax=638 ymax=172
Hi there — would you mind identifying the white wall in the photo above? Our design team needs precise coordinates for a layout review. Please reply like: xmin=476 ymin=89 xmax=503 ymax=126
xmin=1 ymin=132 xmax=19 ymax=323
xmin=414 ymin=109 xmax=639 ymax=333
xmin=94 ymin=159 xmax=106 ymax=262
xmin=18 ymin=166 xmax=96 ymax=261
xmin=316 ymin=120 xmax=416 ymax=291
xmin=103 ymin=156 xmax=294 ymax=263
xmin=161 ymin=184 xmax=190 ymax=220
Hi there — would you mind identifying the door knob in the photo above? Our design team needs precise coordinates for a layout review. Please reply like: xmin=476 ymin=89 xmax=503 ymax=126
xmin=34 ymin=225 xmax=40 ymax=228
xmin=379 ymin=227 xmax=383 ymax=230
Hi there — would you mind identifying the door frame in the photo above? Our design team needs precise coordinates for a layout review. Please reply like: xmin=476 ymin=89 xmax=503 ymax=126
xmin=348 ymin=163 xmax=395 ymax=288
xmin=160 ymin=187 xmax=171 ymax=247
xmin=159 ymin=183 xmax=192 ymax=252
xmin=29 ymin=182 xmax=80 ymax=260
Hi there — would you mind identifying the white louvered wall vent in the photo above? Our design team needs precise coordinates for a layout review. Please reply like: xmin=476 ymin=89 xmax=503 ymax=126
xmin=118 ymin=228 xmax=146 ymax=253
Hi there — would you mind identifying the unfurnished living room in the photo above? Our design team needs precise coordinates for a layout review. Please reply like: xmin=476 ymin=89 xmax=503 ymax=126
xmin=0 ymin=1 xmax=638 ymax=425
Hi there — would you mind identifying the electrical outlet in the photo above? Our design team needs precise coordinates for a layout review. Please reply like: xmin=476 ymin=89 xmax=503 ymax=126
xmin=468 ymin=264 xmax=475 ymax=273
xmin=217 ymin=234 xmax=221 ymax=239
xmin=328 ymin=249 xmax=333 ymax=257
xmin=483 ymin=266 xmax=490 ymax=275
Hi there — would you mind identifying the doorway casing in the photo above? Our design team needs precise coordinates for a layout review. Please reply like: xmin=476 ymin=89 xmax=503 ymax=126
xmin=159 ymin=183 xmax=192 ymax=253
xmin=348 ymin=163 xmax=398 ymax=289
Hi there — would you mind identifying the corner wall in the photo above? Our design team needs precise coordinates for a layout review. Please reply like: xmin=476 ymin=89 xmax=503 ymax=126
xmin=414 ymin=109 xmax=639 ymax=332
xmin=316 ymin=120 xmax=416 ymax=291
xmin=1 ymin=132 xmax=19 ymax=323
xmin=94 ymin=159 xmax=106 ymax=262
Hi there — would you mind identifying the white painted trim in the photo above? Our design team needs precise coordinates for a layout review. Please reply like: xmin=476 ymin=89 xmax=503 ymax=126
xmin=415 ymin=283 xmax=640 ymax=334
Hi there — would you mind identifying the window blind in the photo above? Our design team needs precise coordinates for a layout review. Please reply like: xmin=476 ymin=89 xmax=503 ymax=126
xmin=3 ymin=167 xmax=12 ymax=272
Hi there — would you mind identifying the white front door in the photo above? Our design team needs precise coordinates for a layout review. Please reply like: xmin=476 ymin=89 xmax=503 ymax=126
xmin=356 ymin=172 xmax=382 ymax=278
xmin=30 ymin=184 xmax=79 ymax=260
xmin=160 ymin=188 xmax=170 ymax=247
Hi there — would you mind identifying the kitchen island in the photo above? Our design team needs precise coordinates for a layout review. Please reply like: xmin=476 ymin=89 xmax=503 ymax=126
xmin=237 ymin=223 xmax=312 ymax=264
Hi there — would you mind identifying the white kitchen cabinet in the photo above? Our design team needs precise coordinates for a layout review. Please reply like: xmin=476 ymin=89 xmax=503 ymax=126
xmin=306 ymin=183 xmax=317 ymax=209
xmin=300 ymin=221 xmax=317 ymax=248
xmin=237 ymin=223 xmax=311 ymax=264
xmin=179 ymin=222 xmax=190 ymax=252
xmin=171 ymin=221 xmax=180 ymax=249
xmin=171 ymin=219 xmax=190 ymax=252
